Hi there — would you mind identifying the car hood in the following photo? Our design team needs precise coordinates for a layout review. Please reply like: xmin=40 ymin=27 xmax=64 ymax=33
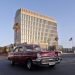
xmin=36 ymin=50 xmax=57 ymax=57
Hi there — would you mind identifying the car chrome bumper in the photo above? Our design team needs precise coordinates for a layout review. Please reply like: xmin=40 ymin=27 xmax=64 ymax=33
xmin=32 ymin=57 xmax=60 ymax=66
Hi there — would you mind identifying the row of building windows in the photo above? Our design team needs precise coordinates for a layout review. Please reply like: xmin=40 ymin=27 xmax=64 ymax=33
xmin=21 ymin=14 xmax=48 ymax=24
xmin=21 ymin=29 xmax=57 ymax=41
xmin=21 ymin=22 xmax=57 ymax=31
xmin=15 ymin=9 xmax=58 ymax=48
xmin=15 ymin=32 xmax=57 ymax=45
xmin=21 ymin=30 xmax=49 ymax=37
xmin=21 ymin=33 xmax=56 ymax=43
xmin=21 ymin=37 xmax=57 ymax=45
xmin=16 ymin=14 xmax=57 ymax=44
xmin=21 ymin=14 xmax=56 ymax=26
xmin=21 ymin=24 xmax=57 ymax=33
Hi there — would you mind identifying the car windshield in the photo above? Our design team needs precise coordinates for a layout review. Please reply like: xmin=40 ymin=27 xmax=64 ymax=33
xmin=25 ymin=45 xmax=33 ymax=49
xmin=34 ymin=47 xmax=41 ymax=51
xmin=25 ymin=45 xmax=41 ymax=51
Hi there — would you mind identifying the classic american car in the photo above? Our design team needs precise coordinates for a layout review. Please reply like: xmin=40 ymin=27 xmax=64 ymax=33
xmin=8 ymin=44 xmax=61 ymax=70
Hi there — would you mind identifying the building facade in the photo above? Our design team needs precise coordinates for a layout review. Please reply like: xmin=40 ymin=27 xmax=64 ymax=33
xmin=13 ymin=8 xmax=58 ymax=49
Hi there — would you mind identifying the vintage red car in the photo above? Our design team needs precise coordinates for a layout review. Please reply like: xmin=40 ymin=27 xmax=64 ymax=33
xmin=8 ymin=44 xmax=61 ymax=70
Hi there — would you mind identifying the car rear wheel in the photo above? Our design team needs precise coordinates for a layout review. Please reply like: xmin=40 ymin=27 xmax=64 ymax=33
xmin=26 ymin=60 xmax=32 ymax=70
xmin=49 ymin=64 xmax=55 ymax=67
xmin=11 ymin=61 xmax=15 ymax=66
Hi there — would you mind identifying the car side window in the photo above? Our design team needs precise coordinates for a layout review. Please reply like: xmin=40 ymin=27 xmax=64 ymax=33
xmin=14 ymin=47 xmax=19 ymax=52
xmin=24 ymin=47 xmax=27 ymax=51
xmin=18 ymin=47 xmax=24 ymax=52
xmin=35 ymin=47 xmax=41 ymax=51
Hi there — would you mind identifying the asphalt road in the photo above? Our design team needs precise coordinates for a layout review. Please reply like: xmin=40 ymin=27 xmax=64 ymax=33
xmin=0 ymin=54 xmax=75 ymax=75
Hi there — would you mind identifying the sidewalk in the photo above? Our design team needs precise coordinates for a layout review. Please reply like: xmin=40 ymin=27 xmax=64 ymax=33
xmin=62 ymin=53 xmax=74 ymax=54
xmin=0 ymin=54 xmax=7 ymax=60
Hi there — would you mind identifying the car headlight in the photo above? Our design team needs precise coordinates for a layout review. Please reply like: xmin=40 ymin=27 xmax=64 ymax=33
xmin=57 ymin=51 xmax=61 ymax=56
xmin=8 ymin=53 xmax=14 ymax=57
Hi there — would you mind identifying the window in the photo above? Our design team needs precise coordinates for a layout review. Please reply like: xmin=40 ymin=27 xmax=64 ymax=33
xmin=41 ymin=32 xmax=43 ymax=36
xmin=45 ymin=33 xmax=48 ymax=36
xmin=25 ymin=45 xmax=33 ymax=50
xmin=41 ymin=36 xmax=43 ymax=40
xmin=14 ymin=47 xmax=19 ymax=52
xmin=43 ymin=20 xmax=46 ymax=24
xmin=44 ymin=37 xmax=47 ymax=43
xmin=39 ymin=19 xmax=42 ymax=23
xmin=46 ymin=25 xmax=50 ymax=29
xmin=30 ymin=16 xmax=32 ymax=21
xmin=45 ymin=29 xmax=48 ymax=32
xmin=50 ymin=34 xmax=54 ymax=37
xmin=18 ymin=47 xmax=24 ymax=52
xmin=35 ymin=47 xmax=41 ymax=51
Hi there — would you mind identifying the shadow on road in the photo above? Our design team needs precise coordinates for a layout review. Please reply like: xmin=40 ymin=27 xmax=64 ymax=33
xmin=8 ymin=63 xmax=57 ymax=72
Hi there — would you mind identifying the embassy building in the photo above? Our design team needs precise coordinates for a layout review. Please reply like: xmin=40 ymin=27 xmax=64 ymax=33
xmin=13 ymin=8 xmax=58 ymax=49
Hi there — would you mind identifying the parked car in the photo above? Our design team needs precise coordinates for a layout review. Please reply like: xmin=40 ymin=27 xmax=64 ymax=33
xmin=8 ymin=44 xmax=61 ymax=70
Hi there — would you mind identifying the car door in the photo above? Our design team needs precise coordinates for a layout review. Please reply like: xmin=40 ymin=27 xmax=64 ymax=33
xmin=21 ymin=47 xmax=27 ymax=62
xmin=17 ymin=46 xmax=25 ymax=63
xmin=13 ymin=47 xmax=19 ymax=62
xmin=14 ymin=47 xmax=24 ymax=63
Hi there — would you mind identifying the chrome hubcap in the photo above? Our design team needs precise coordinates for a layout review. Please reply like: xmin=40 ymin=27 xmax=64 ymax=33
xmin=27 ymin=61 xmax=31 ymax=69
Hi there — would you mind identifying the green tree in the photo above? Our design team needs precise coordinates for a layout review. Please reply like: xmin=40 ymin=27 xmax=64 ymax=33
xmin=48 ymin=45 xmax=56 ymax=51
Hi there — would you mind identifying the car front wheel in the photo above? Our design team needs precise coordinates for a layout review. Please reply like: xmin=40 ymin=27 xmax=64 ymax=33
xmin=26 ymin=60 xmax=32 ymax=70
xmin=11 ymin=61 xmax=15 ymax=66
xmin=49 ymin=64 xmax=55 ymax=67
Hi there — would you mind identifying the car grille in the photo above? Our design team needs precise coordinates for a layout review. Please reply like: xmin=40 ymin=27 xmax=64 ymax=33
xmin=41 ymin=58 xmax=56 ymax=64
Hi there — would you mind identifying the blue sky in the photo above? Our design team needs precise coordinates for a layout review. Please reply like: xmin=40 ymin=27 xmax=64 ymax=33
xmin=0 ymin=0 xmax=75 ymax=48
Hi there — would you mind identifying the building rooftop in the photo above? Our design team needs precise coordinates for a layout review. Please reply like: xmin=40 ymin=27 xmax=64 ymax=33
xmin=16 ymin=8 xmax=57 ymax=23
